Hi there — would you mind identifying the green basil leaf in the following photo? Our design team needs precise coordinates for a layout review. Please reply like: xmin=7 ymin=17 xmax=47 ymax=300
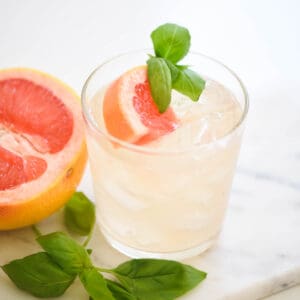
xmin=64 ymin=192 xmax=95 ymax=236
xmin=79 ymin=268 xmax=115 ymax=300
xmin=1 ymin=252 xmax=75 ymax=298
xmin=147 ymin=57 xmax=172 ymax=113
xmin=163 ymin=59 xmax=180 ymax=83
xmin=113 ymin=259 xmax=207 ymax=300
xmin=151 ymin=23 xmax=191 ymax=64
xmin=176 ymin=64 xmax=190 ymax=71
xmin=37 ymin=232 xmax=92 ymax=275
xmin=172 ymin=67 xmax=205 ymax=101
xmin=106 ymin=279 xmax=136 ymax=300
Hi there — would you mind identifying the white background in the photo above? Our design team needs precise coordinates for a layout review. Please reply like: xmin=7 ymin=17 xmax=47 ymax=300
xmin=0 ymin=0 xmax=300 ymax=299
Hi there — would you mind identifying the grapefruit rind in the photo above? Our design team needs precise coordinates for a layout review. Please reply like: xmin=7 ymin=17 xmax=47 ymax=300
xmin=0 ymin=142 xmax=87 ymax=230
xmin=103 ymin=66 xmax=148 ymax=143
xmin=0 ymin=68 xmax=87 ymax=230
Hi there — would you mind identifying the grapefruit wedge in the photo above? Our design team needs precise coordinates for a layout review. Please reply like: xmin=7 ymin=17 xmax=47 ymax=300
xmin=103 ymin=66 xmax=178 ymax=144
xmin=0 ymin=68 xmax=87 ymax=230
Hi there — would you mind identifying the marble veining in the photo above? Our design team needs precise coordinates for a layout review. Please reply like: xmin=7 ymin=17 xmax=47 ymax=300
xmin=237 ymin=167 xmax=300 ymax=191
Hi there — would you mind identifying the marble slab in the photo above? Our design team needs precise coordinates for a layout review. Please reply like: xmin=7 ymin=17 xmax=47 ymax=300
xmin=1 ymin=48 xmax=300 ymax=300
xmin=2 ymin=70 xmax=300 ymax=300
xmin=1 ymin=141 xmax=300 ymax=300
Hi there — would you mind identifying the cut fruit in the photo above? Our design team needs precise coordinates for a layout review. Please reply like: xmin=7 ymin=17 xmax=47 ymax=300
xmin=0 ymin=68 xmax=87 ymax=230
xmin=103 ymin=65 xmax=178 ymax=144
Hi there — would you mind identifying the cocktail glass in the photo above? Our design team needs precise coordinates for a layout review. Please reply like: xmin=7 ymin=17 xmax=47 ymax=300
xmin=81 ymin=50 xmax=248 ymax=259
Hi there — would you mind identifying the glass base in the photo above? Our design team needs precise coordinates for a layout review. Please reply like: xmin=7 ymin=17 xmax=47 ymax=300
xmin=102 ymin=229 xmax=218 ymax=260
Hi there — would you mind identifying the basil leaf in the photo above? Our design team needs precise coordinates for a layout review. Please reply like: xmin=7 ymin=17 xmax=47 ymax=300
xmin=79 ymin=268 xmax=115 ymax=300
xmin=151 ymin=23 xmax=191 ymax=64
xmin=163 ymin=58 xmax=180 ymax=83
xmin=147 ymin=57 xmax=172 ymax=113
xmin=113 ymin=259 xmax=206 ymax=300
xmin=64 ymin=192 xmax=95 ymax=236
xmin=1 ymin=252 xmax=75 ymax=298
xmin=37 ymin=232 xmax=92 ymax=275
xmin=106 ymin=279 xmax=136 ymax=300
xmin=172 ymin=67 xmax=205 ymax=101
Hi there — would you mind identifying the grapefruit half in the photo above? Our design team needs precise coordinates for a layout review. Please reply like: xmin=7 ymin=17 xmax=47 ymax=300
xmin=0 ymin=68 xmax=87 ymax=230
xmin=103 ymin=66 xmax=178 ymax=144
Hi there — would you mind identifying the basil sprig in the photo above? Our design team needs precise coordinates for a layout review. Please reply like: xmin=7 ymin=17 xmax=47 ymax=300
xmin=147 ymin=23 xmax=206 ymax=112
xmin=147 ymin=57 xmax=172 ymax=113
xmin=2 ymin=252 xmax=75 ymax=298
xmin=113 ymin=259 xmax=207 ymax=300
xmin=1 ymin=191 xmax=207 ymax=299
xmin=64 ymin=191 xmax=95 ymax=236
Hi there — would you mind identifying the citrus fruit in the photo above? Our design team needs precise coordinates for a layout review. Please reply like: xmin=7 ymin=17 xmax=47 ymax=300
xmin=0 ymin=68 xmax=87 ymax=230
xmin=103 ymin=65 xmax=178 ymax=144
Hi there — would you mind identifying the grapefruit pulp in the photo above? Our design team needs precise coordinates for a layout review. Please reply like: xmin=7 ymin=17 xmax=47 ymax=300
xmin=0 ymin=68 xmax=87 ymax=230
xmin=103 ymin=66 xmax=178 ymax=144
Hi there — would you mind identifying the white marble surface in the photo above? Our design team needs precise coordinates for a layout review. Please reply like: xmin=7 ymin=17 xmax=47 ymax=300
xmin=0 ymin=0 xmax=300 ymax=299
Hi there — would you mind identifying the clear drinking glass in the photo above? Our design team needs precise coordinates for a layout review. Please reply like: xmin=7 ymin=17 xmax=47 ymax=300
xmin=81 ymin=50 xmax=248 ymax=260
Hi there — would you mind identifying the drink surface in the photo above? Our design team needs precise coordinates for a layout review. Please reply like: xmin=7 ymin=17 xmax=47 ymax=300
xmin=89 ymin=78 xmax=242 ymax=150
xmin=148 ymin=79 xmax=242 ymax=149
xmin=86 ymin=77 xmax=243 ymax=256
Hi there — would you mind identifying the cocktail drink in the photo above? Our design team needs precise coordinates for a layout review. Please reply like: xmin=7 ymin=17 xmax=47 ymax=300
xmin=82 ymin=25 xmax=248 ymax=259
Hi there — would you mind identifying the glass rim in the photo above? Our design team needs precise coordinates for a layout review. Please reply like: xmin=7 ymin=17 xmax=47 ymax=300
xmin=81 ymin=49 xmax=249 ymax=155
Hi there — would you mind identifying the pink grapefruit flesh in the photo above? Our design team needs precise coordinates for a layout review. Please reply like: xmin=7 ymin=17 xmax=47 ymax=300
xmin=103 ymin=66 xmax=178 ymax=144
xmin=0 ymin=68 xmax=87 ymax=230
xmin=0 ymin=145 xmax=47 ymax=190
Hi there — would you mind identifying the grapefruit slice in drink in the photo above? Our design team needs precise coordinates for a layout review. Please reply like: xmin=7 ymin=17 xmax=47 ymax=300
xmin=0 ymin=68 xmax=87 ymax=230
xmin=103 ymin=66 xmax=178 ymax=144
